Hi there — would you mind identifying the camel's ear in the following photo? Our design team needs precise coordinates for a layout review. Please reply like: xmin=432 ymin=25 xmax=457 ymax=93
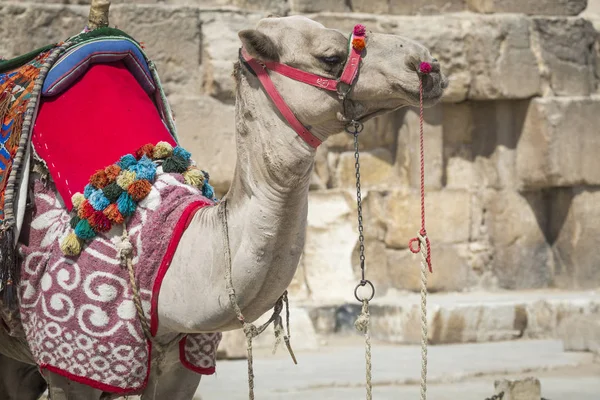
xmin=238 ymin=29 xmax=280 ymax=62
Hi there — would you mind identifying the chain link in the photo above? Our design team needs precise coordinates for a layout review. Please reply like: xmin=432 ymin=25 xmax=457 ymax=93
xmin=347 ymin=121 xmax=374 ymax=302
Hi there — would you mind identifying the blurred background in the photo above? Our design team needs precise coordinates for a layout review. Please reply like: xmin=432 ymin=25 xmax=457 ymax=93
xmin=2 ymin=0 xmax=599 ymax=398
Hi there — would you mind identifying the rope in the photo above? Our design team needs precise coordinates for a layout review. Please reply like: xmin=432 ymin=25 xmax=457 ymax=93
xmin=219 ymin=200 xmax=296 ymax=400
xmin=409 ymin=66 xmax=433 ymax=400
xmin=354 ymin=299 xmax=372 ymax=400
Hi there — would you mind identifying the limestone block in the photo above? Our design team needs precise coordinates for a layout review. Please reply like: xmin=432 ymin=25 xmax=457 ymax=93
xmin=351 ymin=0 xmax=464 ymax=15
xmin=483 ymin=190 xmax=553 ymax=289
xmin=289 ymin=0 xmax=349 ymax=13
xmin=301 ymin=191 xmax=359 ymax=302
xmin=251 ymin=307 xmax=319 ymax=351
xmin=552 ymin=190 xmax=600 ymax=289
xmin=532 ymin=18 xmax=597 ymax=96
xmin=217 ymin=329 xmax=247 ymax=359
xmin=231 ymin=0 xmax=289 ymax=14
xmin=559 ymin=315 xmax=600 ymax=354
xmin=494 ymin=378 xmax=542 ymax=400
xmin=383 ymin=189 xmax=472 ymax=249
xmin=111 ymin=5 xmax=203 ymax=94
xmin=327 ymin=112 xmax=400 ymax=152
xmin=200 ymin=11 xmax=263 ymax=102
xmin=397 ymin=106 xmax=443 ymax=190
xmin=469 ymin=0 xmax=587 ymax=15
xmin=517 ymin=97 xmax=600 ymax=189
xmin=332 ymin=148 xmax=406 ymax=189
xmin=169 ymin=95 xmax=236 ymax=195
xmin=386 ymin=245 xmax=473 ymax=293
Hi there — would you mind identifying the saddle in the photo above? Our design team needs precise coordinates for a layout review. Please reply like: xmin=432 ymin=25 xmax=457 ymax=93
xmin=0 ymin=28 xmax=179 ymax=307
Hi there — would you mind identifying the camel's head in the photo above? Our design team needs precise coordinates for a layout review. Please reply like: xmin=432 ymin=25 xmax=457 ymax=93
xmin=238 ymin=16 xmax=448 ymax=140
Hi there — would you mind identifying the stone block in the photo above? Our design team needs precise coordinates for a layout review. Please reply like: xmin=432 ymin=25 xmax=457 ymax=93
xmin=231 ymin=0 xmax=289 ymax=14
xmin=397 ymin=106 xmax=443 ymax=190
xmin=494 ymin=378 xmax=542 ymax=400
xmin=383 ymin=189 xmax=472 ymax=249
xmin=552 ymin=189 xmax=600 ymax=289
xmin=351 ymin=0 xmax=465 ymax=15
xmin=469 ymin=0 xmax=587 ymax=15
xmin=200 ymin=11 xmax=263 ymax=102
xmin=532 ymin=18 xmax=597 ymax=96
xmin=251 ymin=307 xmax=319 ymax=351
xmin=386 ymin=245 xmax=473 ymax=293
xmin=483 ymin=190 xmax=553 ymax=289
xmin=559 ymin=315 xmax=600 ymax=354
xmin=327 ymin=112 xmax=400 ymax=152
xmin=170 ymin=95 xmax=236 ymax=195
xmin=217 ymin=329 xmax=247 ymax=359
xmin=517 ymin=97 xmax=600 ymax=189
xmin=289 ymin=0 xmax=349 ymax=13
xmin=332 ymin=148 xmax=405 ymax=189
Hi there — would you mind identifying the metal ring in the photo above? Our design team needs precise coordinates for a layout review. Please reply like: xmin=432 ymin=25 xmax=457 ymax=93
xmin=354 ymin=279 xmax=375 ymax=302
xmin=345 ymin=120 xmax=364 ymax=134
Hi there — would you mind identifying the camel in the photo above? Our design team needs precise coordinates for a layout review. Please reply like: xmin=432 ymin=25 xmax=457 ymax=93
xmin=0 ymin=0 xmax=447 ymax=398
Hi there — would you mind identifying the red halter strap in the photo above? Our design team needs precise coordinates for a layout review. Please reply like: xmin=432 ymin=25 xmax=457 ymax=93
xmin=241 ymin=25 xmax=367 ymax=149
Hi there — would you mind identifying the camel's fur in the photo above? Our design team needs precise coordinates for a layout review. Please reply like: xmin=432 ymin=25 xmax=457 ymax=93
xmin=0 ymin=11 xmax=447 ymax=400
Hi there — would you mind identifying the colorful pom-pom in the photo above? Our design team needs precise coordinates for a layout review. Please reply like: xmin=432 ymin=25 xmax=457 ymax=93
xmin=136 ymin=143 xmax=155 ymax=160
xmin=117 ymin=192 xmax=137 ymax=217
xmin=127 ymin=179 xmax=152 ymax=202
xmin=84 ymin=184 xmax=96 ymax=199
xmin=88 ymin=190 xmax=111 ymax=211
xmin=352 ymin=37 xmax=366 ymax=52
xmin=88 ymin=211 xmax=112 ymax=233
xmin=90 ymin=170 xmax=109 ymax=189
xmin=105 ymin=165 xmax=121 ymax=182
xmin=163 ymin=155 xmax=189 ymax=174
xmin=202 ymin=182 xmax=215 ymax=199
xmin=130 ymin=156 xmax=157 ymax=181
xmin=419 ymin=62 xmax=432 ymax=75
xmin=353 ymin=24 xmax=366 ymax=36
xmin=104 ymin=204 xmax=125 ymax=224
xmin=103 ymin=182 xmax=124 ymax=203
xmin=70 ymin=215 xmax=81 ymax=229
xmin=118 ymin=154 xmax=137 ymax=170
xmin=60 ymin=232 xmax=82 ymax=256
xmin=173 ymin=146 xmax=192 ymax=161
xmin=183 ymin=167 xmax=205 ymax=188
xmin=71 ymin=193 xmax=85 ymax=209
xmin=153 ymin=141 xmax=173 ymax=159
xmin=78 ymin=200 xmax=95 ymax=219
xmin=75 ymin=219 xmax=97 ymax=240
xmin=117 ymin=170 xmax=137 ymax=190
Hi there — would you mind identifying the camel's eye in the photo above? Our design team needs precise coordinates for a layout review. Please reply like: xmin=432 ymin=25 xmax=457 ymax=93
xmin=319 ymin=55 xmax=343 ymax=65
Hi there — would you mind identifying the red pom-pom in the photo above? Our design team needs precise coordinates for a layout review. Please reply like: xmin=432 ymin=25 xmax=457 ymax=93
xmin=420 ymin=62 xmax=432 ymax=74
xmin=353 ymin=24 xmax=366 ymax=36
xmin=135 ymin=143 xmax=155 ymax=160
xmin=104 ymin=204 xmax=125 ymax=224
xmin=77 ymin=200 xmax=95 ymax=219
xmin=352 ymin=37 xmax=366 ymax=52
xmin=88 ymin=211 xmax=112 ymax=233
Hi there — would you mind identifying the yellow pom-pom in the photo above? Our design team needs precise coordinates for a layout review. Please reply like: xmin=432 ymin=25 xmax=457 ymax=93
xmin=60 ymin=232 xmax=83 ymax=256
xmin=71 ymin=193 xmax=85 ymax=209
xmin=116 ymin=170 xmax=137 ymax=190
xmin=153 ymin=141 xmax=174 ymax=159
xmin=183 ymin=167 xmax=205 ymax=188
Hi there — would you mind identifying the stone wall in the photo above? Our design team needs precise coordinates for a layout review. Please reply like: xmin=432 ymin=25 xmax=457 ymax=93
xmin=1 ymin=0 xmax=600 ymax=307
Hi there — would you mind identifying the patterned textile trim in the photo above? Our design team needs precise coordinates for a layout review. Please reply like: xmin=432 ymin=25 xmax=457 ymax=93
xmin=60 ymin=142 xmax=216 ymax=256
xmin=0 ymin=44 xmax=68 ymax=308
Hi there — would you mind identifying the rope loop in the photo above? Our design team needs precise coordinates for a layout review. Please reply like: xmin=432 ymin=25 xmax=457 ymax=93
xmin=409 ymin=232 xmax=433 ymax=273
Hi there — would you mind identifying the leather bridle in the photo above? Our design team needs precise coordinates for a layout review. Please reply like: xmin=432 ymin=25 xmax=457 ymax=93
xmin=239 ymin=24 xmax=368 ymax=149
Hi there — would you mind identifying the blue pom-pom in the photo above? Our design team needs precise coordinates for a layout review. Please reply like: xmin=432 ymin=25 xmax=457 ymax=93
xmin=117 ymin=192 xmax=137 ymax=217
xmin=202 ymin=182 xmax=215 ymax=199
xmin=173 ymin=146 xmax=191 ymax=161
xmin=118 ymin=154 xmax=137 ymax=170
xmin=84 ymin=184 xmax=96 ymax=199
xmin=130 ymin=156 xmax=157 ymax=181
xmin=88 ymin=190 xmax=111 ymax=211
xmin=75 ymin=219 xmax=96 ymax=240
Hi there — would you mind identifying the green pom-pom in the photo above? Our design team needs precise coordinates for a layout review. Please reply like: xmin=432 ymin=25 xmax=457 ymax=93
xmin=70 ymin=215 xmax=81 ymax=229
xmin=163 ymin=155 xmax=189 ymax=174
xmin=75 ymin=219 xmax=96 ymax=240
xmin=103 ymin=182 xmax=124 ymax=203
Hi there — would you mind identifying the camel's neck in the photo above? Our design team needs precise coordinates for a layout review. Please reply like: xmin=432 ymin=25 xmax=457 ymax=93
xmin=157 ymin=69 xmax=316 ymax=333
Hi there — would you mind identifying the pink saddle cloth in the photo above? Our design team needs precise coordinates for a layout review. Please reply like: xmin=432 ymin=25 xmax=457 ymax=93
xmin=18 ymin=172 xmax=221 ymax=394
